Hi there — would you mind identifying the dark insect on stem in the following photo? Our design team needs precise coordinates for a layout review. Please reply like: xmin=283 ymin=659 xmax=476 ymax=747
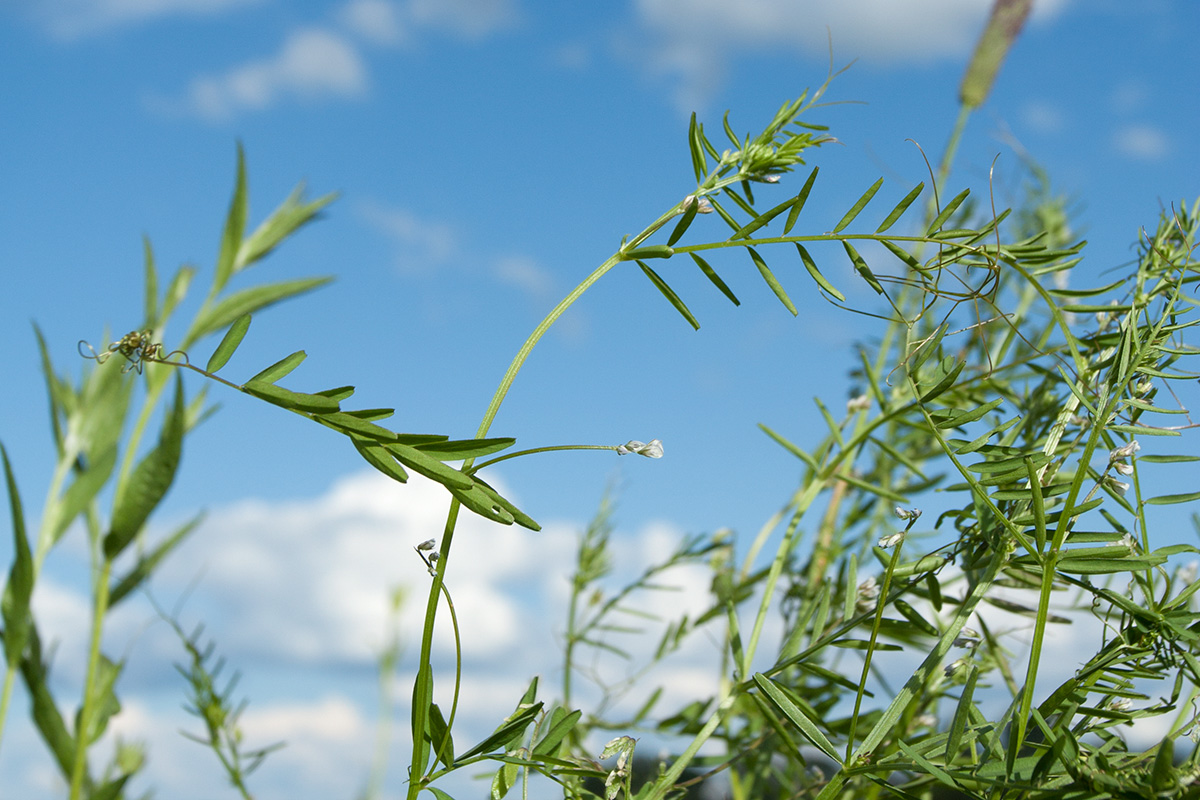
xmin=78 ymin=329 xmax=190 ymax=374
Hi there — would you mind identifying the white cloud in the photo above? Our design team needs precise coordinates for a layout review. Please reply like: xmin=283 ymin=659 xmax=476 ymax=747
xmin=338 ymin=0 xmax=407 ymax=46
xmin=405 ymin=0 xmax=518 ymax=40
xmin=628 ymin=0 xmax=1070 ymax=111
xmin=1114 ymin=123 xmax=1170 ymax=161
xmin=359 ymin=202 xmax=460 ymax=273
xmin=1020 ymin=100 xmax=1066 ymax=134
xmin=176 ymin=28 xmax=367 ymax=121
xmin=494 ymin=255 xmax=556 ymax=299
xmin=20 ymin=0 xmax=262 ymax=40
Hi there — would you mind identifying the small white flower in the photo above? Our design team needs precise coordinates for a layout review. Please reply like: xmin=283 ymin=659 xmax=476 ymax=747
xmin=878 ymin=531 xmax=905 ymax=549
xmin=1114 ymin=461 xmax=1134 ymax=476
xmin=893 ymin=507 xmax=922 ymax=521
xmin=856 ymin=576 xmax=879 ymax=612
xmin=1109 ymin=440 xmax=1141 ymax=462
xmin=914 ymin=713 xmax=938 ymax=728
xmin=1107 ymin=697 xmax=1133 ymax=712
xmin=944 ymin=658 xmax=968 ymax=678
xmin=1136 ymin=379 xmax=1154 ymax=395
xmin=847 ymin=394 xmax=871 ymax=413
xmin=1105 ymin=476 xmax=1130 ymax=497
xmin=616 ymin=439 xmax=664 ymax=458
xmin=954 ymin=628 xmax=981 ymax=648
xmin=760 ymin=174 xmax=781 ymax=183
xmin=1175 ymin=560 xmax=1199 ymax=586
xmin=681 ymin=195 xmax=714 ymax=214
xmin=417 ymin=538 xmax=436 ymax=551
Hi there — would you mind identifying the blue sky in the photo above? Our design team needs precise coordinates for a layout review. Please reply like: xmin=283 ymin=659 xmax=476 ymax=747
xmin=1 ymin=0 xmax=1198 ymax=797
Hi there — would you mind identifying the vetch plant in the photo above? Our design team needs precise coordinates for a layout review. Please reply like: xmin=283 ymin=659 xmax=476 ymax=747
xmin=2 ymin=3 xmax=1200 ymax=799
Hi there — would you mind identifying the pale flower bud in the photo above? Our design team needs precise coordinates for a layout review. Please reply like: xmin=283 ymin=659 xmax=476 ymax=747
xmin=616 ymin=439 xmax=664 ymax=458
xmin=878 ymin=531 xmax=905 ymax=549
xmin=1109 ymin=440 xmax=1140 ymax=462
xmin=417 ymin=538 xmax=436 ymax=551
xmin=681 ymin=195 xmax=714 ymax=214
xmin=856 ymin=576 xmax=879 ymax=613
xmin=846 ymin=394 xmax=871 ymax=413
xmin=954 ymin=628 xmax=981 ymax=648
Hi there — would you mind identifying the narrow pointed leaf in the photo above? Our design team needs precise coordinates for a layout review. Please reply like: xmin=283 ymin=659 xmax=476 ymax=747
xmin=189 ymin=277 xmax=333 ymax=344
xmin=458 ymin=474 xmax=539 ymax=530
xmin=690 ymin=253 xmax=739 ymax=305
xmin=637 ymin=261 xmax=700 ymax=330
xmin=875 ymin=183 xmax=925 ymax=233
xmin=795 ymin=244 xmax=845 ymax=301
xmin=687 ymin=113 xmax=707 ymax=183
xmin=316 ymin=385 xmax=356 ymax=402
xmin=1145 ymin=490 xmax=1200 ymax=505
xmin=1 ymin=443 xmax=33 ymax=668
xmin=243 ymin=381 xmax=340 ymax=413
xmin=707 ymin=197 xmax=741 ymax=232
xmin=925 ymin=188 xmax=971 ymax=235
xmin=748 ymin=248 xmax=796 ymax=316
xmin=33 ymin=325 xmax=66 ymax=454
xmin=426 ymin=702 xmax=454 ymax=768
xmin=110 ymin=513 xmax=206 ymax=606
xmin=105 ymin=377 xmax=186 ymax=559
xmin=21 ymin=629 xmax=77 ymax=776
xmin=458 ymin=702 xmax=543 ymax=760
xmin=143 ymin=236 xmax=159 ymax=330
xmin=667 ymin=198 xmax=699 ymax=247
xmin=831 ymin=178 xmax=883 ymax=233
xmin=879 ymin=239 xmax=921 ymax=270
xmin=917 ymin=358 xmax=964 ymax=403
xmin=352 ymin=438 xmax=409 ymax=484
xmin=162 ymin=264 xmax=196 ymax=322
xmin=418 ymin=437 xmax=515 ymax=460
xmin=843 ymin=241 xmax=884 ymax=294
xmin=532 ymin=709 xmax=581 ymax=756
xmin=783 ymin=168 xmax=819 ymax=234
xmin=731 ymin=195 xmax=801 ymax=240
xmin=248 ymin=350 xmax=307 ymax=385
xmin=205 ymin=314 xmax=252 ymax=373
xmin=238 ymin=186 xmax=338 ymax=271
xmin=753 ymin=674 xmax=842 ymax=763
xmin=318 ymin=411 xmax=396 ymax=440
xmin=214 ymin=144 xmax=248 ymax=294
xmin=387 ymin=443 xmax=474 ymax=490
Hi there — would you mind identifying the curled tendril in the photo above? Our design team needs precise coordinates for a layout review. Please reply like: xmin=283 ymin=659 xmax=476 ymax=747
xmin=78 ymin=330 xmax=189 ymax=374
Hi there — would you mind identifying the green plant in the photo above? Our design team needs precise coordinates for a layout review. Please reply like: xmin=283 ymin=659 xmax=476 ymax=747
xmin=3 ymin=3 xmax=1200 ymax=799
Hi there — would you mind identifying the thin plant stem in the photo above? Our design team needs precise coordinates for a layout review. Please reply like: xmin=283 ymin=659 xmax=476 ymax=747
xmin=69 ymin=559 xmax=113 ymax=800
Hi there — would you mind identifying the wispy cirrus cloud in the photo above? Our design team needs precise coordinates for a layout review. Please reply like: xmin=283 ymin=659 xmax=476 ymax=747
xmin=14 ymin=0 xmax=262 ymax=40
xmin=1113 ymin=123 xmax=1170 ymax=162
xmin=626 ymin=0 xmax=1069 ymax=111
xmin=170 ymin=28 xmax=368 ymax=122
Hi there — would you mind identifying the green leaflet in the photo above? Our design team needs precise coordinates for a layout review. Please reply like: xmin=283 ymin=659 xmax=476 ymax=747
xmin=247 ymin=350 xmax=307 ymax=385
xmin=243 ymin=381 xmax=341 ymax=413
xmin=1 ymin=442 xmax=33 ymax=669
xmin=205 ymin=313 xmax=251 ymax=373
xmin=638 ymin=260 xmax=700 ymax=330
xmin=189 ymin=277 xmax=333 ymax=344
xmin=876 ymin=182 xmax=924 ymax=233
xmin=104 ymin=376 xmax=186 ymax=560
xmin=831 ymin=177 xmax=883 ymax=233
